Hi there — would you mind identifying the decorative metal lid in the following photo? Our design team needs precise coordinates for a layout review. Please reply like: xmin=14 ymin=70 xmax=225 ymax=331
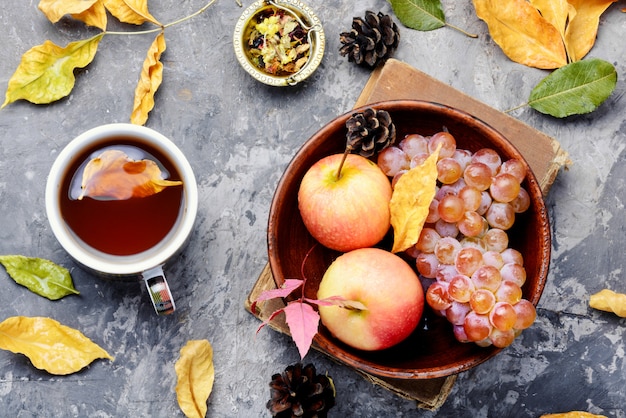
xmin=233 ymin=0 xmax=325 ymax=86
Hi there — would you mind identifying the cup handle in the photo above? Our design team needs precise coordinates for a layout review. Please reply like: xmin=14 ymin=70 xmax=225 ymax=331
xmin=142 ymin=266 xmax=176 ymax=315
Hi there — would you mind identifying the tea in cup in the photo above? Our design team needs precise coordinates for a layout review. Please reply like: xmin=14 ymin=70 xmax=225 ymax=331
xmin=45 ymin=123 xmax=198 ymax=315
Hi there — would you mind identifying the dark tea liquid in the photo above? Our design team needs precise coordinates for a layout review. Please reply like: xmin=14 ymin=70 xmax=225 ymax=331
xmin=59 ymin=138 xmax=184 ymax=256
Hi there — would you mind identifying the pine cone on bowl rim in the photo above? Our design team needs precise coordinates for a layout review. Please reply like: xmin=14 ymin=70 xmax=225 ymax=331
xmin=345 ymin=107 xmax=397 ymax=158
xmin=267 ymin=363 xmax=336 ymax=418
xmin=339 ymin=11 xmax=400 ymax=68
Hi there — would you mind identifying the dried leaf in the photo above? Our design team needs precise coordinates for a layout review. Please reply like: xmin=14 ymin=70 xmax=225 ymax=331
xmin=541 ymin=412 xmax=607 ymax=418
xmin=472 ymin=0 xmax=567 ymax=69
xmin=564 ymin=0 xmax=617 ymax=62
xmin=0 ymin=255 xmax=79 ymax=300
xmin=528 ymin=58 xmax=617 ymax=117
xmin=529 ymin=0 xmax=573 ymax=38
xmin=0 ymin=316 xmax=113 ymax=375
xmin=102 ymin=0 xmax=161 ymax=26
xmin=2 ymin=34 xmax=104 ymax=108
xmin=175 ymin=340 xmax=214 ymax=418
xmin=283 ymin=302 xmax=320 ymax=359
xmin=389 ymin=145 xmax=440 ymax=253
xmin=589 ymin=289 xmax=626 ymax=318
xmin=130 ymin=32 xmax=166 ymax=126
xmin=78 ymin=149 xmax=182 ymax=200
xmin=389 ymin=0 xmax=445 ymax=31
xmin=38 ymin=0 xmax=107 ymax=30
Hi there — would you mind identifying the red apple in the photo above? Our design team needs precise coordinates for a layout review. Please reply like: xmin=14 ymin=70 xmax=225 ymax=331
xmin=317 ymin=247 xmax=424 ymax=351
xmin=298 ymin=153 xmax=392 ymax=252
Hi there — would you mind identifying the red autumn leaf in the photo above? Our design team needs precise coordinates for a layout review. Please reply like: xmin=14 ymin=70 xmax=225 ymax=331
xmin=250 ymin=279 xmax=303 ymax=314
xmin=283 ymin=301 xmax=320 ymax=359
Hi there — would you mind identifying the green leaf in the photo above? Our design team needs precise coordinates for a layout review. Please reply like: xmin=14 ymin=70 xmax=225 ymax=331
xmin=2 ymin=33 xmax=104 ymax=108
xmin=0 ymin=255 xmax=79 ymax=300
xmin=388 ymin=0 xmax=445 ymax=31
xmin=529 ymin=58 xmax=617 ymax=118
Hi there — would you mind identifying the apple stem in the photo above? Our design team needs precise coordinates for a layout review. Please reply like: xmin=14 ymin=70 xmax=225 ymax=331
xmin=335 ymin=147 xmax=352 ymax=180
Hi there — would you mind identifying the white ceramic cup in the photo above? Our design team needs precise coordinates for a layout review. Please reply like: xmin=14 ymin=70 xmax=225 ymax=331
xmin=45 ymin=123 xmax=198 ymax=315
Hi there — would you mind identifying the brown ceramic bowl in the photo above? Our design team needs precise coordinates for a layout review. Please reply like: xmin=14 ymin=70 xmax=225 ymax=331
xmin=267 ymin=100 xmax=551 ymax=379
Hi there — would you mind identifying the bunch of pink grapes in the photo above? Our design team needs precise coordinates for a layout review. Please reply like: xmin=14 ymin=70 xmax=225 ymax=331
xmin=377 ymin=131 xmax=537 ymax=348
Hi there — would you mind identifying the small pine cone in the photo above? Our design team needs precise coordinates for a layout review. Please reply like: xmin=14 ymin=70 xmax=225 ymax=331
xmin=266 ymin=363 xmax=336 ymax=418
xmin=339 ymin=11 xmax=400 ymax=68
xmin=345 ymin=107 xmax=396 ymax=157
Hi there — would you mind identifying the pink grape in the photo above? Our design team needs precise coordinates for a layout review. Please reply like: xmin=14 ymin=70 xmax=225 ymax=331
xmin=455 ymin=247 xmax=484 ymax=276
xmin=460 ymin=236 xmax=487 ymax=252
xmin=495 ymin=280 xmax=523 ymax=304
xmin=471 ymin=265 xmax=502 ymax=292
xmin=482 ymin=228 xmax=509 ymax=252
xmin=404 ymin=244 xmax=421 ymax=259
xmin=426 ymin=198 xmax=440 ymax=223
xmin=436 ymin=264 xmax=459 ymax=283
xmin=458 ymin=186 xmax=482 ymax=212
xmin=416 ymin=252 xmax=439 ymax=278
xmin=436 ymin=184 xmax=457 ymax=200
xmin=490 ymin=328 xmax=516 ymax=348
xmin=499 ymin=158 xmax=527 ymax=183
xmin=409 ymin=153 xmax=430 ymax=169
xmin=437 ymin=158 xmax=463 ymax=184
xmin=489 ymin=302 xmax=517 ymax=331
xmin=463 ymin=162 xmax=492 ymax=191
xmin=501 ymin=248 xmax=524 ymax=265
xmin=416 ymin=227 xmax=441 ymax=253
xmin=485 ymin=202 xmax=515 ymax=230
xmin=445 ymin=301 xmax=471 ymax=326
xmin=399 ymin=134 xmax=429 ymax=158
xmin=453 ymin=325 xmax=470 ymax=343
xmin=426 ymin=281 xmax=452 ymax=310
xmin=490 ymin=173 xmax=521 ymax=203
xmin=438 ymin=194 xmax=465 ymax=223
xmin=500 ymin=263 xmax=527 ymax=286
xmin=452 ymin=149 xmax=473 ymax=171
xmin=429 ymin=131 xmax=456 ymax=158
xmin=482 ymin=250 xmax=505 ymax=269
xmin=458 ymin=211 xmax=485 ymax=237
xmin=469 ymin=288 xmax=496 ymax=314
xmin=377 ymin=146 xmax=410 ymax=177
xmin=471 ymin=148 xmax=502 ymax=175
xmin=391 ymin=170 xmax=407 ymax=189
xmin=435 ymin=236 xmax=462 ymax=265
xmin=510 ymin=187 xmax=531 ymax=213
xmin=512 ymin=299 xmax=536 ymax=330
xmin=464 ymin=311 xmax=493 ymax=342
xmin=477 ymin=190 xmax=492 ymax=215
xmin=448 ymin=274 xmax=476 ymax=303
xmin=435 ymin=219 xmax=459 ymax=238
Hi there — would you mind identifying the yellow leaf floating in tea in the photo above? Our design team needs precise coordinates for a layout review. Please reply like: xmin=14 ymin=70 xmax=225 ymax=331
xmin=589 ymin=289 xmax=626 ymax=318
xmin=389 ymin=144 xmax=440 ymax=253
xmin=78 ymin=149 xmax=182 ymax=200
xmin=472 ymin=0 xmax=568 ymax=69
xmin=131 ymin=31 xmax=166 ymax=126
xmin=0 ymin=316 xmax=114 ymax=375
xmin=38 ymin=0 xmax=108 ymax=30
xmin=175 ymin=340 xmax=215 ymax=418
xmin=102 ymin=0 xmax=161 ymax=25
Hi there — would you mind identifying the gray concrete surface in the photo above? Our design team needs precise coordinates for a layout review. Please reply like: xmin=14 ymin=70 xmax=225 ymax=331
xmin=0 ymin=0 xmax=625 ymax=417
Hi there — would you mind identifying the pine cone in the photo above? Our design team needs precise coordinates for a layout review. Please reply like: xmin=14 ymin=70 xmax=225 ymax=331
xmin=267 ymin=363 xmax=336 ymax=418
xmin=339 ymin=11 xmax=400 ymax=68
xmin=345 ymin=107 xmax=396 ymax=157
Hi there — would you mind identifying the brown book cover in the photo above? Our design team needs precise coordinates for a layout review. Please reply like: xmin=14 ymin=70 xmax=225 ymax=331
xmin=245 ymin=59 xmax=568 ymax=410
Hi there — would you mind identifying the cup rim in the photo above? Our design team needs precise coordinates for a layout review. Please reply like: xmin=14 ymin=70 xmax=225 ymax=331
xmin=45 ymin=123 xmax=198 ymax=276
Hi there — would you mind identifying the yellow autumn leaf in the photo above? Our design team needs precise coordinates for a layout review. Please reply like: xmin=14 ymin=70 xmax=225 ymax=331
xmin=102 ymin=0 xmax=161 ymax=26
xmin=389 ymin=145 xmax=440 ymax=253
xmin=38 ymin=0 xmax=107 ymax=30
xmin=79 ymin=149 xmax=182 ymax=200
xmin=2 ymin=34 xmax=104 ymax=108
xmin=472 ymin=0 xmax=568 ymax=69
xmin=529 ymin=0 xmax=573 ymax=38
xmin=541 ymin=412 xmax=607 ymax=418
xmin=0 ymin=316 xmax=114 ymax=375
xmin=589 ymin=289 xmax=626 ymax=318
xmin=130 ymin=31 xmax=166 ymax=126
xmin=175 ymin=340 xmax=215 ymax=418
xmin=564 ymin=0 xmax=618 ymax=62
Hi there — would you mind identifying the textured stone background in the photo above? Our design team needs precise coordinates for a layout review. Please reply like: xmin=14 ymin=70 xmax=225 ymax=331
xmin=0 ymin=1 xmax=625 ymax=417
